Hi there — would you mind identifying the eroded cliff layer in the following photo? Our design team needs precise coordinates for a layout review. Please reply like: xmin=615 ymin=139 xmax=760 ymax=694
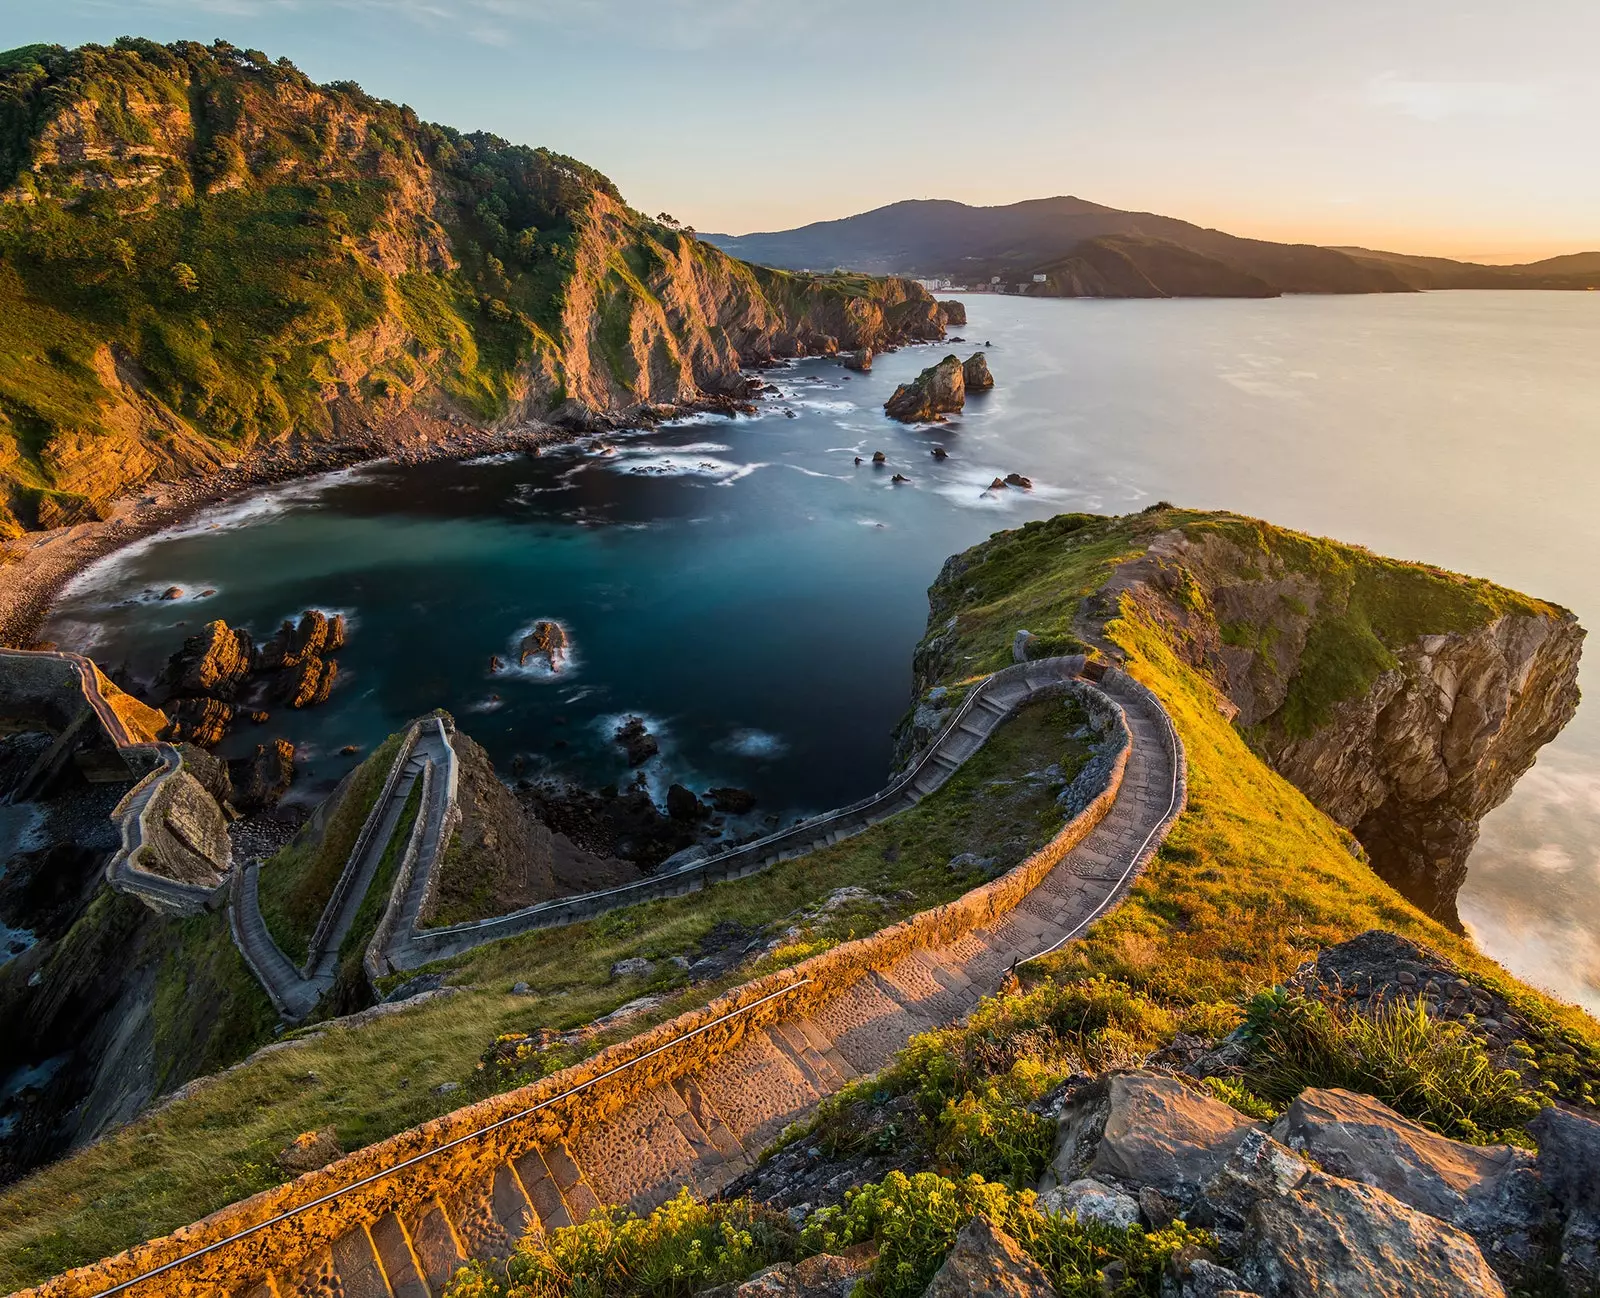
xmin=910 ymin=508 xmax=1583 ymax=924
xmin=0 ymin=39 xmax=945 ymax=535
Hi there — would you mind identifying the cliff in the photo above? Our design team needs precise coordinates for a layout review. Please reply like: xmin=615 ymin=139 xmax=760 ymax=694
xmin=909 ymin=508 xmax=1583 ymax=925
xmin=0 ymin=39 xmax=944 ymax=536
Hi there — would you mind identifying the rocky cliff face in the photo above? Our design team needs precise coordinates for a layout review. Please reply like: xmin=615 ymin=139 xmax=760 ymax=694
xmin=908 ymin=510 xmax=1583 ymax=926
xmin=0 ymin=39 xmax=946 ymax=535
xmin=1085 ymin=521 xmax=1583 ymax=924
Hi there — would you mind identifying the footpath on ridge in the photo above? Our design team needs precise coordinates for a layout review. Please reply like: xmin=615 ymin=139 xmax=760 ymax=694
xmin=229 ymin=718 xmax=458 ymax=1022
xmin=24 ymin=662 xmax=1186 ymax=1298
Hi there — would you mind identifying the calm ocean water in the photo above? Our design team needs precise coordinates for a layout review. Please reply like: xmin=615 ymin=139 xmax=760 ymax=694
xmin=45 ymin=292 xmax=1600 ymax=1013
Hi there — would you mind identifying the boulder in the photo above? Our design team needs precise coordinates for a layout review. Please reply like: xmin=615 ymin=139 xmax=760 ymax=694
xmin=938 ymin=299 xmax=968 ymax=327
xmin=963 ymin=351 xmax=995 ymax=390
xmin=613 ymin=715 xmax=658 ymax=766
xmin=702 ymin=1251 xmax=873 ymax=1298
xmin=871 ymin=450 xmax=887 ymax=464
xmin=1039 ymin=1076 xmax=1113 ymax=1190
xmin=1270 ymin=1087 xmax=1542 ymax=1262
xmin=277 ymin=1127 xmax=342 ymax=1175
xmin=1161 ymin=1254 xmax=1258 ymax=1298
xmin=1527 ymin=1102 xmax=1600 ymax=1214
xmin=1038 ymin=1177 xmax=1139 ymax=1230
xmin=166 ymin=695 xmax=235 ymax=747
xmin=260 ymin=610 xmax=341 ymax=671
xmin=236 ymin=739 xmax=295 ymax=813
xmin=666 ymin=782 xmax=708 ymax=822
xmin=1090 ymin=1072 xmax=1264 ymax=1201
xmin=1192 ymin=1130 xmax=1312 ymax=1231
xmin=842 ymin=348 xmax=873 ymax=372
xmin=884 ymin=355 xmax=965 ymax=422
xmin=161 ymin=619 xmax=255 ymax=698
xmin=924 ymin=1215 xmax=1055 ymax=1298
xmin=1238 ymin=1168 xmax=1506 ymax=1297
xmin=931 ymin=446 xmax=948 ymax=460
xmin=518 ymin=620 xmax=570 ymax=673
xmin=1004 ymin=473 xmax=1033 ymax=489
xmin=707 ymin=787 xmax=758 ymax=814
xmin=610 ymin=957 xmax=654 ymax=979
xmin=891 ymin=473 xmax=910 ymax=484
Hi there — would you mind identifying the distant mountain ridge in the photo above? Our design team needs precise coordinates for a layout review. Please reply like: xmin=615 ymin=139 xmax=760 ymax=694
xmin=705 ymin=197 xmax=1600 ymax=298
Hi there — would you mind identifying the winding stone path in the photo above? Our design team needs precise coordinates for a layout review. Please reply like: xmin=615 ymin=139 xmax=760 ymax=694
xmin=230 ymin=721 xmax=457 ymax=1022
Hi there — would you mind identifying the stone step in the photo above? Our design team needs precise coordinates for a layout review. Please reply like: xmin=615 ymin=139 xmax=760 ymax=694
xmin=544 ymin=1140 xmax=604 ymax=1224
xmin=370 ymin=1212 xmax=431 ymax=1298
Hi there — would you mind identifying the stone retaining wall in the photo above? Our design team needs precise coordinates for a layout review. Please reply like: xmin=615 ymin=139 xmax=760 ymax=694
xmin=19 ymin=672 xmax=1140 ymax=1298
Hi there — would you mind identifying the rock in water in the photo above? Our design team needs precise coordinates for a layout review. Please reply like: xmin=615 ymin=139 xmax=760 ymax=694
xmin=924 ymin=1215 xmax=1055 ymax=1298
xmin=666 ymin=783 xmax=708 ymax=822
xmin=987 ymin=477 xmax=1007 ymax=491
xmin=842 ymin=347 xmax=873 ymax=372
xmin=275 ymin=655 xmax=337 ymax=708
xmin=1003 ymin=473 xmax=1033 ymax=489
xmin=166 ymin=695 xmax=235 ymax=747
xmin=614 ymin=715 xmax=659 ymax=766
xmin=939 ymin=299 xmax=968 ymax=327
xmin=161 ymin=619 xmax=255 ymax=699
xmin=883 ymin=354 xmax=966 ymax=422
xmin=963 ymin=351 xmax=994 ymax=390
xmin=932 ymin=446 xmax=949 ymax=459
xmin=707 ymin=787 xmax=757 ymax=813
xmin=518 ymin=620 xmax=571 ymax=673
xmin=235 ymin=739 xmax=295 ymax=812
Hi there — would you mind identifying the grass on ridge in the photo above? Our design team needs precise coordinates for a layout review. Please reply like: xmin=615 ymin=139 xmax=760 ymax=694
xmin=255 ymin=732 xmax=401 ymax=967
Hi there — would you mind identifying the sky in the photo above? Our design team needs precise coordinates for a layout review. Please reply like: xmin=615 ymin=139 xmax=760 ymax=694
xmin=4 ymin=0 xmax=1597 ymax=260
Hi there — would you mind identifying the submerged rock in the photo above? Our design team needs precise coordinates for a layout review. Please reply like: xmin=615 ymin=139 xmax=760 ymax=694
xmin=884 ymin=354 xmax=965 ymax=422
xmin=614 ymin=716 xmax=659 ymax=766
xmin=871 ymin=450 xmax=887 ymax=464
xmin=707 ymin=786 xmax=758 ymax=814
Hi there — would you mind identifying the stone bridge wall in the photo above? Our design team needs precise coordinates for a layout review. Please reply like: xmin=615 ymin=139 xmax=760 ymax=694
xmin=19 ymin=673 xmax=1141 ymax=1298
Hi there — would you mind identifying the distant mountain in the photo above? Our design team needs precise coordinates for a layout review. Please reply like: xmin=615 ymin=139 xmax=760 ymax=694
xmin=705 ymin=197 xmax=1600 ymax=298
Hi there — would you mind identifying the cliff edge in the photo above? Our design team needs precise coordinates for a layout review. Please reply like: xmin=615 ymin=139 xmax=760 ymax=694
xmin=909 ymin=508 xmax=1583 ymax=925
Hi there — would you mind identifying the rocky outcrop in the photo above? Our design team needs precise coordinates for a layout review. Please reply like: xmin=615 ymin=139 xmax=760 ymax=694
xmin=234 ymin=739 xmax=295 ymax=813
xmin=924 ymin=1217 xmax=1055 ymax=1298
xmin=885 ymin=355 xmax=966 ymax=422
xmin=518 ymin=620 xmax=570 ymax=672
xmin=1033 ymin=1070 xmax=1537 ymax=1296
xmin=1084 ymin=521 xmax=1584 ymax=921
xmin=842 ymin=348 xmax=873 ymax=372
xmin=613 ymin=715 xmax=658 ymax=766
xmin=962 ymin=351 xmax=994 ymax=390
xmin=938 ymin=299 xmax=968 ymax=327
xmin=159 ymin=621 xmax=255 ymax=699
xmin=165 ymin=695 xmax=235 ymax=747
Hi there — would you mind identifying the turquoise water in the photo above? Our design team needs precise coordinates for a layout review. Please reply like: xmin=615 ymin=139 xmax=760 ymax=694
xmin=45 ymin=292 xmax=1600 ymax=1011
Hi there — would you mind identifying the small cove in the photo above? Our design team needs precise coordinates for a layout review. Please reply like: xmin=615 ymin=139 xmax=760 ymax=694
xmin=43 ymin=291 xmax=1600 ymax=1013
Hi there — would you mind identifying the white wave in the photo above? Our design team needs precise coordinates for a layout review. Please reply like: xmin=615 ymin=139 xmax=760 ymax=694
xmin=615 ymin=441 xmax=732 ymax=457
xmin=856 ymin=519 xmax=889 ymax=529
xmin=495 ymin=619 xmax=578 ymax=682
xmin=719 ymin=728 xmax=788 ymax=760
xmin=784 ymin=465 xmax=850 ymax=481
xmin=466 ymin=695 xmax=507 ymax=713
xmin=609 ymin=454 xmax=768 ymax=485
xmin=460 ymin=450 xmax=522 ymax=466
xmin=56 ymin=465 xmax=373 ymax=603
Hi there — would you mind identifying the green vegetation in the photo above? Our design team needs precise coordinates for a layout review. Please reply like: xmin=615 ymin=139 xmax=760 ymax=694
xmin=0 ymin=696 xmax=1092 ymax=1289
xmin=324 ymin=777 xmax=425 ymax=1017
xmin=446 ymin=1191 xmax=795 ymax=1298
xmin=0 ymin=37 xmax=931 ymax=535
xmin=1236 ymin=989 xmax=1544 ymax=1144
xmin=256 ymin=731 xmax=401 ymax=965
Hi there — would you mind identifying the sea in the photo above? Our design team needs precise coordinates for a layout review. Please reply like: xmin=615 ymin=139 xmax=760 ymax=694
xmin=42 ymin=291 xmax=1600 ymax=1013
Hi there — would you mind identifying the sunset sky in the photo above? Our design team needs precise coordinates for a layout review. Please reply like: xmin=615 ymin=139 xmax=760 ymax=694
xmin=6 ymin=0 xmax=1597 ymax=261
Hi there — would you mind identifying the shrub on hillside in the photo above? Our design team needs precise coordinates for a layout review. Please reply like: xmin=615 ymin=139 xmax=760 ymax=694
xmin=1238 ymin=988 xmax=1544 ymax=1144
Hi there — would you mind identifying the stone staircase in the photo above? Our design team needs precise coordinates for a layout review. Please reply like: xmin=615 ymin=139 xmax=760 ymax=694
xmin=237 ymin=671 xmax=1180 ymax=1298
xmin=229 ymin=719 xmax=458 ymax=1021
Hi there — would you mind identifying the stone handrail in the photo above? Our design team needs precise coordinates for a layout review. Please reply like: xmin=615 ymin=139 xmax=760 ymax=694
xmin=383 ymin=655 xmax=1089 ymax=968
xmin=300 ymin=718 xmax=427 ymax=976
xmin=15 ymin=665 xmax=1178 ymax=1298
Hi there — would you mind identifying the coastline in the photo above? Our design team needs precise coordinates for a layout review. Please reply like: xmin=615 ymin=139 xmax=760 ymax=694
xmin=0 ymin=414 xmax=574 ymax=651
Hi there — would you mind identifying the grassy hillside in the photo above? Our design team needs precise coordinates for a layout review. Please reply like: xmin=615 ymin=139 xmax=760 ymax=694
xmin=0 ymin=39 xmax=942 ymax=537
